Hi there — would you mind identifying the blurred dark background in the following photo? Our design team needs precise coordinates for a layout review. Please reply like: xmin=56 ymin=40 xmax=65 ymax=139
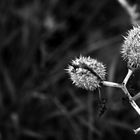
xmin=0 ymin=0 xmax=140 ymax=140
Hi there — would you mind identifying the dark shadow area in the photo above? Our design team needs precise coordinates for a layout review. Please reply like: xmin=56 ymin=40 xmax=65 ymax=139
xmin=0 ymin=0 xmax=140 ymax=140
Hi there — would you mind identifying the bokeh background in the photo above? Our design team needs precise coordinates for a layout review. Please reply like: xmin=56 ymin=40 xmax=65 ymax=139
xmin=0 ymin=0 xmax=140 ymax=140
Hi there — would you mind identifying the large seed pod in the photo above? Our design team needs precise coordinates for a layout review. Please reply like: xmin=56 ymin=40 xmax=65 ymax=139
xmin=121 ymin=26 xmax=140 ymax=69
xmin=66 ymin=56 xmax=106 ymax=91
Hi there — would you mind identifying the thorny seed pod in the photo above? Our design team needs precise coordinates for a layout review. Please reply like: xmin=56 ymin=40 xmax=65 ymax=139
xmin=121 ymin=26 xmax=140 ymax=69
xmin=66 ymin=56 xmax=106 ymax=91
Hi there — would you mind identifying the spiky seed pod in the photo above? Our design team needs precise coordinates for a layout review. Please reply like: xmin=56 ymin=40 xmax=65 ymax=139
xmin=66 ymin=56 xmax=106 ymax=91
xmin=121 ymin=26 xmax=140 ymax=69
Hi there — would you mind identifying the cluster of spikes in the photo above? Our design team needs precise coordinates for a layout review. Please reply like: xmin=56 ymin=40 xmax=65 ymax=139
xmin=66 ymin=25 xmax=140 ymax=91
xmin=121 ymin=26 xmax=140 ymax=69
xmin=66 ymin=56 xmax=106 ymax=91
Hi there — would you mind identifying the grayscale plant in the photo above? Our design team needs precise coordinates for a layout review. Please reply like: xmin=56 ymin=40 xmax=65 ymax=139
xmin=66 ymin=26 xmax=140 ymax=134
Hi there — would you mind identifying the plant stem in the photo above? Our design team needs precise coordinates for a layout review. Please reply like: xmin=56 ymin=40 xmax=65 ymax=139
xmin=102 ymin=80 xmax=140 ymax=115
xmin=122 ymin=69 xmax=140 ymax=134
xmin=117 ymin=0 xmax=139 ymax=25
xmin=121 ymin=69 xmax=140 ymax=117
xmin=101 ymin=81 xmax=122 ymax=88
xmin=122 ymin=69 xmax=133 ymax=86
xmin=121 ymin=86 xmax=140 ymax=116
xmin=131 ymin=92 xmax=140 ymax=101
xmin=134 ymin=127 xmax=140 ymax=134
xmin=102 ymin=68 xmax=140 ymax=134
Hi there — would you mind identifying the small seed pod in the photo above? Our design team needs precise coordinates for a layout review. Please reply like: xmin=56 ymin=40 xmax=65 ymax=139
xmin=121 ymin=26 xmax=140 ymax=69
xmin=66 ymin=56 xmax=106 ymax=91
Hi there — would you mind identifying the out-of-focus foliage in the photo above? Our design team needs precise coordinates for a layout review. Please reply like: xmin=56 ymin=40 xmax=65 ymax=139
xmin=0 ymin=0 xmax=140 ymax=140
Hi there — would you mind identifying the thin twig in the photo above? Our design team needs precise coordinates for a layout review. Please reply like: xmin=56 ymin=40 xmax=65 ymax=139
xmin=121 ymin=86 xmax=140 ymax=116
xmin=134 ymin=127 xmax=140 ymax=134
xmin=117 ymin=0 xmax=139 ymax=25
xmin=122 ymin=69 xmax=133 ymax=86
xmin=131 ymin=92 xmax=140 ymax=101
xmin=87 ymin=93 xmax=93 ymax=140
xmin=101 ymin=81 xmax=122 ymax=88
xmin=121 ymin=69 xmax=140 ymax=116
xmin=21 ymin=129 xmax=44 ymax=138
xmin=53 ymin=98 xmax=81 ymax=140
xmin=121 ymin=69 xmax=140 ymax=133
xmin=102 ymin=68 xmax=140 ymax=134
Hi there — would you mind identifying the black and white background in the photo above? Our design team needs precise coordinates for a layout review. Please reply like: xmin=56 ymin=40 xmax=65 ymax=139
xmin=0 ymin=0 xmax=140 ymax=140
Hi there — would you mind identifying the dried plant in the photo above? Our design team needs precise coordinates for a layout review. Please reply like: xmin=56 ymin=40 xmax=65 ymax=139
xmin=66 ymin=56 xmax=106 ymax=91
xmin=67 ymin=25 xmax=140 ymax=134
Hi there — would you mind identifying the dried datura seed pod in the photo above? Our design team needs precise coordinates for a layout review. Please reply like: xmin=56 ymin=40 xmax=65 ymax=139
xmin=66 ymin=56 xmax=106 ymax=91
xmin=121 ymin=26 xmax=140 ymax=69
